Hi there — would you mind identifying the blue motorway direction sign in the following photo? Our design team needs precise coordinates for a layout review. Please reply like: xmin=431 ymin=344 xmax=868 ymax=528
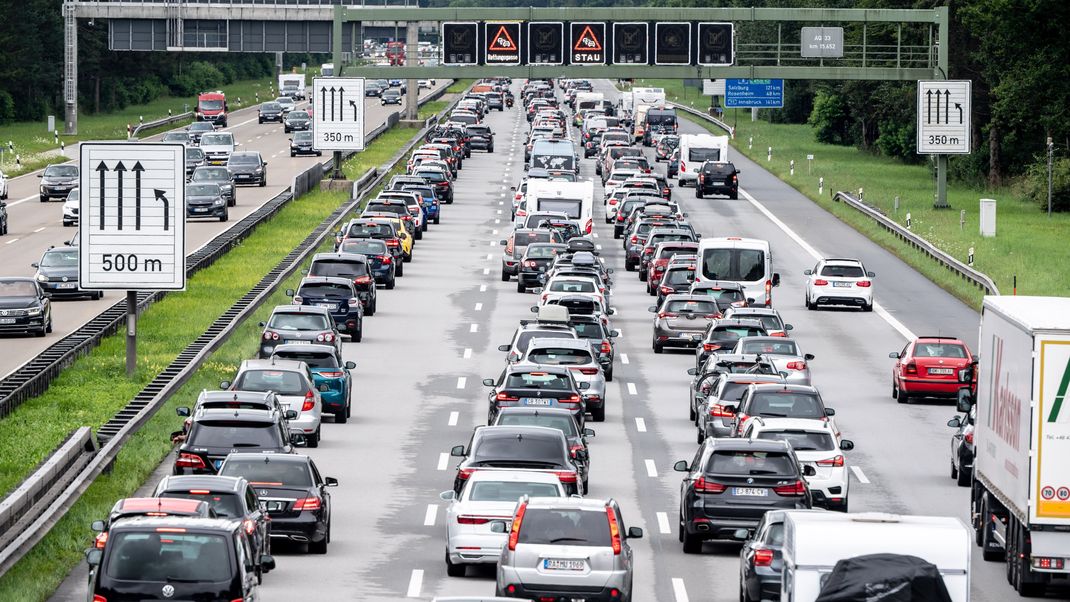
xmin=725 ymin=78 xmax=784 ymax=108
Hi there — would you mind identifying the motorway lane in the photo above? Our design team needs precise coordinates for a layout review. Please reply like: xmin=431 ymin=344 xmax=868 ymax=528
xmin=0 ymin=83 xmax=447 ymax=380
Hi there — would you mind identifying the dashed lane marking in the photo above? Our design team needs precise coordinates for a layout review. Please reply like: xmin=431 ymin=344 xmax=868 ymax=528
xmin=635 ymin=417 xmax=647 ymax=432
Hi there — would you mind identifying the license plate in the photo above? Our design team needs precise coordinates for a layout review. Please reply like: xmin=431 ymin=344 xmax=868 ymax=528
xmin=0 ymin=318 xmax=15 ymax=325
xmin=57 ymin=283 xmax=76 ymax=289
xmin=284 ymin=340 xmax=311 ymax=345
xmin=732 ymin=487 xmax=768 ymax=497
xmin=522 ymin=398 xmax=552 ymax=406
xmin=833 ymin=281 xmax=852 ymax=288
xmin=929 ymin=367 xmax=954 ymax=375
xmin=317 ymin=303 xmax=336 ymax=308
xmin=193 ymin=207 xmax=208 ymax=213
xmin=544 ymin=559 xmax=585 ymax=571
xmin=267 ymin=500 xmax=287 ymax=512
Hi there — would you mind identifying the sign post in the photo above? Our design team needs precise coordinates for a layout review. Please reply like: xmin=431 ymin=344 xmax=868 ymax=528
xmin=916 ymin=80 xmax=971 ymax=208
xmin=79 ymin=142 xmax=186 ymax=376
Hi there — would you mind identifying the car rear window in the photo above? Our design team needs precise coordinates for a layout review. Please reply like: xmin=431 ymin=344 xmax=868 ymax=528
xmin=298 ymin=284 xmax=352 ymax=298
xmin=695 ymin=288 xmax=747 ymax=304
xmin=706 ymin=450 xmax=796 ymax=476
xmin=525 ymin=347 xmax=593 ymax=366
xmin=657 ymin=246 xmax=696 ymax=260
xmin=525 ymin=245 xmax=563 ymax=259
xmin=309 ymin=260 xmax=369 ymax=279
xmin=267 ymin=313 xmax=330 ymax=331
xmin=234 ymin=370 xmax=307 ymax=395
xmin=665 ymin=268 xmax=696 ymax=285
xmin=339 ymin=240 xmax=388 ymax=256
xmin=105 ymin=532 xmax=232 ymax=582
xmin=162 ymin=491 xmax=243 ymax=519
xmin=756 ymin=430 xmax=835 ymax=452
xmin=472 ymin=435 xmax=564 ymax=464
xmin=665 ymin=299 xmax=719 ymax=314
xmin=220 ymin=460 xmax=313 ymax=488
xmin=710 ymin=326 xmax=766 ymax=342
xmin=468 ymin=481 xmax=561 ymax=501
xmin=366 ymin=203 xmax=407 ymax=216
xmin=738 ymin=340 xmax=799 ymax=356
xmin=497 ymin=413 xmax=578 ymax=436
xmin=913 ymin=342 xmax=968 ymax=359
xmin=517 ymin=509 xmax=611 ymax=547
xmin=820 ymin=264 xmax=865 ymax=278
xmin=570 ymin=321 xmax=604 ymax=340
xmin=549 ymin=280 xmax=595 ymax=293
xmin=189 ymin=420 xmax=283 ymax=448
xmin=747 ymin=392 xmax=825 ymax=419
xmin=515 ymin=231 xmax=554 ymax=246
xmin=504 ymin=371 xmax=572 ymax=390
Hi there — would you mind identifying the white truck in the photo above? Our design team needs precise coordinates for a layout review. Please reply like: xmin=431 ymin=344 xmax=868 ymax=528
xmin=781 ymin=512 xmax=971 ymax=602
xmin=278 ymin=74 xmax=306 ymax=100
xmin=963 ymin=295 xmax=1070 ymax=596
xmin=525 ymin=179 xmax=595 ymax=236
xmin=677 ymin=133 xmax=730 ymax=186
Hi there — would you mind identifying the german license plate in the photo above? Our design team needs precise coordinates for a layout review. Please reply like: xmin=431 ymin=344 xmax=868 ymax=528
xmin=732 ymin=487 xmax=768 ymax=497
xmin=929 ymin=367 xmax=954 ymax=375
xmin=522 ymin=398 xmax=552 ymax=406
xmin=833 ymin=281 xmax=851 ymax=288
xmin=317 ymin=303 xmax=336 ymax=309
xmin=544 ymin=558 xmax=585 ymax=571
xmin=0 ymin=318 xmax=15 ymax=325
xmin=193 ymin=207 xmax=208 ymax=213
xmin=57 ymin=283 xmax=76 ymax=289
xmin=284 ymin=340 xmax=311 ymax=345
xmin=267 ymin=500 xmax=287 ymax=512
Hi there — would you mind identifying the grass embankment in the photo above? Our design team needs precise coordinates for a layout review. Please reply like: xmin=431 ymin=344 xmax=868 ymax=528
xmin=0 ymin=95 xmax=451 ymax=602
xmin=447 ymin=79 xmax=476 ymax=94
xmin=639 ymin=78 xmax=1068 ymax=306
xmin=0 ymin=77 xmax=273 ymax=177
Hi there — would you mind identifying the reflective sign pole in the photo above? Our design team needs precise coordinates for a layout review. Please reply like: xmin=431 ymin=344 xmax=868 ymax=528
xmin=126 ymin=291 xmax=137 ymax=377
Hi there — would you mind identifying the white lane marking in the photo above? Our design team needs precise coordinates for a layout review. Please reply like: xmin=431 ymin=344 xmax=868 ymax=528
xmin=470 ymin=323 xmax=479 ymax=333
xmin=437 ymin=452 xmax=449 ymax=471
xmin=483 ymin=268 xmax=491 ymax=275
xmin=4 ymin=238 xmax=19 ymax=245
xmin=672 ymin=578 xmax=690 ymax=602
xmin=489 ymin=240 xmax=497 ymax=245
xmin=495 ymin=219 xmax=502 ymax=225
xmin=33 ymin=227 xmax=45 ymax=233
xmin=645 ymin=459 xmax=658 ymax=478
xmin=8 ymin=195 xmax=40 ymax=207
xmin=596 ymin=244 xmax=602 ymax=250
xmin=463 ymin=348 xmax=472 ymax=359
xmin=657 ymin=512 xmax=672 ymax=534
xmin=851 ymin=465 xmax=871 ymax=484
xmin=448 ymin=411 xmax=459 ymax=426
xmin=485 ymin=254 xmax=492 ymax=261
xmin=479 ymin=284 xmax=488 ymax=292
xmin=614 ymin=327 xmax=622 ymax=338
xmin=474 ymin=302 xmax=483 ymax=311
xmin=592 ymin=232 xmax=599 ymax=238
xmin=496 ymin=209 xmax=503 ymax=214
xmin=498 ymin=201 xmax=504 ymax=205
xmin=635 ymin=417 xmax=647 ymax=432
xmin=501 ymin=185 xmax=507 ymax=190
xmin=739 ymin=187 xmax=917 ymax=341
xmin=456 ymin=376 xmax=467 ymax=389
xmin=627 ymin=382 xmax=638 ymax=395
xmin=492 ymin=229 xmax=499 ymax=234
xmin=423 ymin=505 xmax=438 ymax=526
xmin=620 ymin=353 xmax=629 ymax=365
xmin=406 ymin=569 xmax=424 ymax=597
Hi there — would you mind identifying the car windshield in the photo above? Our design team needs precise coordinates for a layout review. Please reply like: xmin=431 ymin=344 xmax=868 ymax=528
xmin=0 ymin=281 xmax=37 ymax=297
xmin=234 ymin=369 xmax=307 ymax=395
xmin=694 ymin=288 xmax=746 ymax=303
xmin=525 ymin=347 xmax=592 ymax=366
xmin=706 ymin=450 xmax=796 ymax=476
xmin=192 ymin=169 xmax=228 ymax=182
xmin=339 ymin=240 xmax=387 ymax=255
xmin=288 ymin=111 xmax=310 ymax=119
xmin=820 ymin=264 xmax=865 ymax=278
xmin=309 ymin=260 xmax=368 ymax=279
xmin=189 ymin=123 xmax=214 ymax=132
xmin=267 ymin=313 xmax=329 ymax=331
xmin=497 ymin=413 xmax=578 ymax=436
xmin=261 ymin=103 xmax=280 ymax=111
xmin=748 ymin=392 xmax=825 ymax=419
xmin=914 ymin=343 xmax=968 ymax=358
xmin=104 ymin=532 xmax=232 ymax=582
xmin=549 ymin=280 xmax=595 ymax=293
xmin=272 ymin=351 xmax=338 ymax=369
xmin=186 ymin=148 xmax=205 ymax=160
xmin=294 ymin=132 xmax=313 ymax=142
xmin=468 ymin=480 xmax=560 ymax=501
xmin=162 ymin=132 xmax=188 ymax=142
xmin=756 ymin=430 xmax=835 ymax=452
xmin=199 ymin=99 xmax=224 ymax=110
xmin=298 ymin=284 xmax=352 ymax=298
xmin=45 ymin=165 xmax=78 ymax=177
xmin=228 ymin=155 xmax=259 ymax=166
xmin=40 ymin=249 xmax=78 ymax=267
xmin=517 ymin=508 xmax=611 ymax=546
xmin=504 ymin=371 xmax=571 ymax=390
xmin=701 ymin=249 xmax=766 ymax=282
xmin=739 ymin=340 xmax=799 ymax=356
xmin=161 ymin=491 xmax=243 ymax=519
xmin=665 ymin=299 xmax=718 ymax=314
xmin=186 ymin=184 xmax=220 ymax=196
xmin=220 ymin=460 xmax=313 ymax=487
xmin=188 ymin=421 xmax=283 ymax=448
xmin=200 ymin=134 xmax=232 ymax=146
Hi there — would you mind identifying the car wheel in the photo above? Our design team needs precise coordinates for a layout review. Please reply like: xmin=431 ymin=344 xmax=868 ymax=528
xmin=695 ymin=187 xmax=703 ymax=199
xmin=517 ymin=281 xmax=526 ymax=293
xmin=591 ymin=405 xmax=605 ymax=423
xmin=897 ymin=387 xmax=910 ymax=405
xmin=696 ymin=426 xmax=704 ymax=444
xmin=414 ymin=230 xmax=423 ymax=240
xmin=806 ymin=295 xmax=816 ymax=310
xmin=488 ymin=147 xmax=494 ymax=153
xmin=308 ymin=532 xmax=328 ymax=555
xmin=228 ymin=196 xmax=235 ymax=207
xmin=730 ymin=192 xmax=739 ymax=200
xmin=306 ymin=427 xmax=321 ymax=448
xmin=682 ymin=529 xmax=703 ymax=554
xmin=891 ymin=383 xmax=899 ymax=400
xmin=396 ymin=263 xmax=404 ymax=277
xmin=863 ymin=302 xmax=874 ymax=312
xmin=604 ymin=368 xmax=613 ymax=382
xmin=689 ymin=404 xmax=697 ymax=422
xmin=652 ymin=340 xmax=663 ymax=354
xmin=219 ymin=211 xmax=228 ymax=222
xmin=46 ymin=317 xmax=53 ymax=334
xmin=335 ymin=407 xmax=348 ymax=424
xmin=501 ymin=270 xmax=510 ymax=282
xmin=93 ymin=291 xmax=103 ymax=300
xmin=639 ymin=269 xmax=647 ymax=282
xmin=352 ymin=325 xmax=363 ymax=343
xmin=40 ymin=196 xmax=48 ymax=202
xmin=404 ymin=251 xmax=412 ymax=263
xmin=290 ymin=152 xmax=296 ymax=157
xmin=34 ymin=326 xmax=46 ymax=337
xmin=957 ymin=464 xmax=971 ymax=487
xmin=386 ymin=277 xmax=396 ymax=290
xmin=951 ymin=459 xmax=959 ymax=480
xmin=433 ymin=215 xmax=440 ymax=225
xmin=365 ymin=300 xmax=375 ymax=317
xmin=259 ymin=177 xmax=266 ymax=187
xmin=445 ymin=552 xmax=466 ymax=577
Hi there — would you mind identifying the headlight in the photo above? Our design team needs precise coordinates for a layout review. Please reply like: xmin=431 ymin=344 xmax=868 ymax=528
xmin=26 ymin=307 xmax=42 ymax=316
xmin=36 ymin=274 xmax=48 ymax=282
xmin=40 ymin=185 xmax=46 ymax=193
xmin=254 ymin=168 xmax=263 ymax=174
xmin=213 ymin=198 xmax=225 ymax=206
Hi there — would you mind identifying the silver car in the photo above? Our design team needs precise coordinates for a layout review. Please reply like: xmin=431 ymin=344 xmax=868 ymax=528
xmin=496 ymin=497 xmax=642 ymax=601
xmin=649 ymin=294 xmax=721 ymax=353
xmin=224 ymin=358 xmax=324 ymax=447
xmin=518 ymin=337 xmax=608 ymax=423
xmin=696 ymin=372 xmax=784 ymax=442
xmin=730 ymin=336 xmax=814 ymax=385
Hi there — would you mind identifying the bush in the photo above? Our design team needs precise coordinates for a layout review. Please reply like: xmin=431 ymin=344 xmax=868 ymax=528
xmin=0 ymin=90 xmax=14 ymax=123
xmin=808 ymin=89 xmax=852 ymax=145
xmin=875 ymin=119 xmax=916 ymax=162
xmin=1020 ymin=157 xmax=1070 ymax=212
xmin=169 ymin=61 xmax=226 ymax=97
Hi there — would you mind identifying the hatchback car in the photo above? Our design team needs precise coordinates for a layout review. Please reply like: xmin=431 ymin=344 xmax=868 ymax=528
xmin=307 ymin=252 xmax=378 ymax=315
xmin=227 ymin=152 xmax=268 ymax=187
xmin=451 ymin=426 xmax=582 ymax=496
xmin=722 ymin=307 xmax=793 ymax=337
xmin=650 ymin=295 xmax=722 ymax=353
xmin=483 ymin=364 xmax=588 ymax=427
xmin=186 ymin=121 xmax=216 ymax=144
xmin=731 ymin=383 xmax=839 ymax=439
xmin=190 ymin=165 xmax=236 ymax=206
xmin=289 ymin=277 xmax=364 ymax=340
xmin=33 ymin=246 xmax=100 ymax=299
xmin=742 ymin=417 xmax=854 ymax=511
xmin=890 ymin=336 xmax=975 ymax=404
xmin=381 ymin=88 xmax=403 ymax=105
xmin=290 ymin=131 xmax=321 ymax=157
xmin=225 ymin=359 xmax=324 ymax=446
xmin=493 ymin=407 xmax=595 ymax=494
xmin=0 ymin=277 xmax=52 ymax=336
xmin=674 ymin=438 xmax=813 ymax=552
xmin=517 ymin=337 xmax=607 ymax=422
xmin=185 ymin=182 xmax=228 ymax=221
xmin=172 ymin=407 xmax=300 ymax=474
xmin=258 ymin=101 xmax=284 ymax=123
xmin=804 ymin=258 xmax=875 ymax=311
xmin=694 ymin=373 xmax=786 ymax=441
xmin=283 ymin=110 xmax=312 ymax=133
xmin=258 ymin=305 xmax=339 ymax=358
xmin=496 ymin=497 xmax=642 ymax=601
xmin=271 ymin=343 xmax=354 ymax=423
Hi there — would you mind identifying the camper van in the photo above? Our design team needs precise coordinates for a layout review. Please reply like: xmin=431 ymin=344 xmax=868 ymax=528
xmin=695 ymin=237 xmax=779 ymax=306
xmin=780 ymin=512 xmax=971 ymax=602
xmin=677 ymin=134 xmax=730 ymax=186
xmin=525 ymin=180 xmax=595 ymax=235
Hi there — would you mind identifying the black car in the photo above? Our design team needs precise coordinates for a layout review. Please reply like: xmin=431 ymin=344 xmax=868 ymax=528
xmin=258 ymin=305 xmax=339 ymax=359
xmin=307 ymin=252 xmax=378 ymax=316
xmin=152 ymin=475 xmax=271 ymax=579
xmin=185 ymin=183 xmax=229 ymax=222
xmin=0 ymin=277 xmax=51 ymax=336
xmin=493 ymin=407 xmax=594 ymax=494
xmin=365 ymin=198 xmax=418 ymax=239
xmin=695 ymin=318 xmax=768 ymax=370
xmin=739 ymin=510 xmax=791 ymax=602
xmin=290 ymin=131 xmax=321 ymax=157
xmin=696 ymin=161 xmax=740 ymax=200
xmin=227 ymin=152 xmax=268 ymax=187
xmin=190 ymin=166 xmax=236 ymax=206
xmin=451 ymin=425 xmax=581 ymax=495
xmin=258 ymin=102 xmax=284 ymax=124
xmin=186 ymin=121 xmax=216 ymax=144
xmin=412 ymin=168 xmax=453 ymax=203
xmin=283 ymin=110 xmax=312 ymax=133
xmin=172 ymin=407 xmax=300 ymax=475
xmin=517 ymin=242 xmax=566 ymax=292
xmin=38 ymin=163 xmax=79 ymax=202
xmin=674 ymin=438 xmax=813 ymax=552
xmin=90 ymin=497 xmax=216 ymax=550
xmin=381 ymin=89 xmax=403 ymax=105
xmin=467 ymin=125 xmax=494 ymax=152
xmin=365 ymin=83 xmax=383 ymax=97
xmin=288 ymin=276 xmax=364 ymax=340
xmin=32 ymin=246 xmax=100 ymax=299
xmin=337 ymin=238 xmax=396 ymax=288
xmin=85 ymin=517 xmax=272 ymax=602
xmin=335 ymin=218 xmax=406 ymax=274
xmin=482 ymin=364 xmax=588 ymax=427
xmin=219 ymin=453 xmax=337 ymax=554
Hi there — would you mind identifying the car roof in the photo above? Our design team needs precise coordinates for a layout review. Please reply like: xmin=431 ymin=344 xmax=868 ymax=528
xmin=464 ymin=469 xmax=565 ymax=484
xmin=158 ymin=475 xmax=244 ymax=493
xmin=663 ymin=294 xmax=714 ymax=303
xmin=239 ymin=358 xmax=307 ymax=372
xmin=270 ymin=304 xmax=332 ymax=316
xmin=476 ymin=425 xmax=566 ymax=441
xmin=748 ymin=417 xmax=835 ymax=434
xmin=114 ymin=497 xmax=209 ymax=515
xmin=914 ymin=336 xmax=966 ymax=343
xmin=712 ymin=318 xmax=767 ymax=328
xmin=312 ymin=252 xmax=368 ymax=263
xmin=749 ymin=383 xmax=819 ymax=394
xmin=821 ymin=258 xmax=863 ymax=266
xmin=108 ymin=516 xmax=242 ymax=534
xmin=721 ymin=373 xmax=785 ymax=384
xmin=526 ymin=337 xmax=591 ymax=351
xmin=505 ymin=363 xmax=573 ymax=375
xmin=223 ymin=452 xmax=310 ymax=465
xmin=728 ymin=307 xmax=779 ymax=316
xmin=299 ymin=276 xmax=354 ymax=288
xmin=193 ymin=407 xmax=279 ymax=423
xmin=707 ymin=438 xmax=793 ymax=453
xmin=271 ymin=343 xmax=337 ymax=355
xmin=197 ymin=390 xmax=276 ymax=404
xmin=524 ymin=496 xmax=613 ymax=511
xmin=738 ymin=336 xmax=797 ymax=345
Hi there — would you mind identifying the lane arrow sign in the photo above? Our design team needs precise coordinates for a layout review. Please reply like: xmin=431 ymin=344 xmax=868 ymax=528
xmin=320 ymin=86 xmax=328 ymax=116
xmin=955 ymin=102 xmax=963 ymax=124
xmin=114 ymin=161 xmax=127 ymax=231
xmin=330 ymin=87 xmax=337 ymax=121
xmin=943 ymin=89 xmax=951 ymax=125
xmin=926 ymin=89 xmax=933 ymax=124
xmin=132 ymin=161 xmax=144 ymax=230
xmin=154 ymin=189 xmax=170 ymax=232
xmin=338 ymin=87 xmax=345 ymax=120
xmin=96 ymin=161 xmax=108 ymax=231
xmin=349 ymin=99 xmax=359 ymax=121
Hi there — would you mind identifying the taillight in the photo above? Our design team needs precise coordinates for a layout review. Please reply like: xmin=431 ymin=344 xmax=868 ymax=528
xmin=93 ymin=597 xmax=107 ymax=602
xmin=785 ymin=361 xmax=807 ymax=371
xmin=856 ymin=280 xmax=872 ymax=287
xmin=262 ymin=330 xmax=279 ymax=341
xmin=348 ymin=297 xmax=359 ymax=306
xmin=600 ymin=340 xmax=612 ymax=354
xmin=695 ymin=476 xmax=725 ymax=493
xmin=659 ymin=311 xmax=682 ymax=319
xmin=495 ymin=392 xmax=519 ymax=402
xmin=606 ymin=506 xmax=622 ymax=555
xmin=554 ymin=471 xmax=578 ymax=483
xmin=315 ymin=332 xmax=335 ymax=343
xmin=293 ymin=497 xmax=322 ymax=511
xmin=572 ymin=367 xmax=600 ymax=375
xmin=659 ymin=286 xmax=673 ymax=295
xmin=353 ymin=275 xmax=372 ymax=285
xmin=703 ymin=343 xmax=721 ymax=352
xmin=94 ymin=531 xmax=108 ymax=548
xmin=773 ymin=480 xmax=807 ymax=496
xmin=753 ymin=548 xmax=774 ymax=567
xmin=302 ymin=390 xmax=315 ymax=412
xmin=559 ymin=394 xmax=582 ymax=405
xmin=380 ymin=254 xmax=393 ymax=264
xmin=176 ymin=453 xmax=206 ymax=469
xmin=905 ymin=362 xmax=917 ymax=375
xmin=242 ymin=518 xmax=256 ymax=535
xmin=458 ymin=468 xmax=476 ymax=481
xmin=813 ymin=279 xmax=829 ymax=286
xmin=508 ymin=502 xmax=527 ymax=551
xmin=569 ymin=444 xmax=585 ymax=458
xmin=319 ymin=371 xmax=344 ymax=378
xmin=816 ymin=455 xmax=844 ymax=467
xmin=965 ymin=431 xmax=974 ymax=444
xmin=386 ymin=239 xmax=399 ymax=247
xmin=643 ymin=248 xmax=655 ymax=256
xmin=708 ymin=404 xmax=734 ymax=418
xmin=457 ymin=515 xmax=504 ymax=525
xmin=765 ymin=280 xmax=773 ymax=306
xmin=630 ymin=236 xmax=638 ymax=243
xmin=292 ymin=295 xmax=303 ymax=304
xmin=524 ymin=260 xmax=538 ymax=268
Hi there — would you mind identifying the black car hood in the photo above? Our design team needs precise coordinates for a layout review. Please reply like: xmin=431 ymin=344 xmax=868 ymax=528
xmin=229 ymin=166 xmax=260 ymax=174
xmin=187 ymin=194 xmax=222 ymax=204
xmin=0 ymin=296 xmax=39 ymax=309
xmin=38 ymin=266 xmax=78 ymax=279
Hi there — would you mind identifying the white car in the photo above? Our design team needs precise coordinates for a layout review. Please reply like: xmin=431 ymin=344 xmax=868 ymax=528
xmin=62 ymin=188 xmax=79 ymax=227
xmin=803 ymin=258 xmax=875 ymax=312
xmin=741 ymin=416 xmax=854 ymax=512
xmin=440 ymin=470 xmax=566 ymax=576
xmin=729 ymin=336 xmax=814 ymax=385
xmin=418 ymin=79 xmax=435 ymax=89
xmin=602 ymin=169 xmax=641 ymax=200
xmin=539 ymin=275 xmax=607 ymax=311
xmin=0 ymin=169 xmax=8 ymax=200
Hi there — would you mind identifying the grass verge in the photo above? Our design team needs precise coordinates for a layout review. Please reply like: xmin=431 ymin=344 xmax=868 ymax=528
xmin=639 ymin=78 xmax=1069 ymax=305
xmin=446 ymin=79 xmax=476 ymax=94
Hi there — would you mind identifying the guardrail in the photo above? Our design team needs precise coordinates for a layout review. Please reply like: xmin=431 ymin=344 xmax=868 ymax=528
xmin=0 ymin=81 xmax=466 ymax=578
xmin=668 ymin=101 xmax=735 ymax=138
xmin=129 ymin=112 xmax=193 ymax=140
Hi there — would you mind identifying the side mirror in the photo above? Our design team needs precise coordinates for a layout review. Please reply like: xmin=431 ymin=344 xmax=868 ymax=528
xmin=482 ymin=378 xmax=496 ymax=387
xmin=746 ymin=298 xmax=756 ymax=305
xmin=489 ymin=521 xmax=508 ymax=534
xmin=686 ymin=368 xmax=697 ymax=376
xmin=583 ymin=428 xmax=596 ymax=437
xmin=802 ymin=465 xmax=817 ymax=477
xmin=260 ymin=554 xmax=276 ymax=573
xmin=344 ymin=361 xmax=356 ymax=369
xmin=627 ymin=526 xmax=643 ymax=539
xmin=91 ymin=520 xmax=106 ymax=532
xmin=285 ymin=288 xmax=294 ymax=297
xmin=31 ymin=263 xmax=39 ymax=268
xmin=610 ymin=330 xmax=620 ymax=338
xmin=529 ymin=306 xmax=539 ymax=313
xmin=803 ymin=269 xmax=813 ymax=276
xmin=956 ymin=389 xmax=974 ymax=413
xmin=784 ymin=324 xmax=794 ymax=331
xmin=258 ymin=321 xmax=266 ymax=327
xmin=867 ymin=271 xmax=876 ymax=278
xmin=839 ymin=439 xmax=855 ymax=451
xmin=510 ymin=186 xmax=516 ymax=190
xmin=85 ymin=548 xmax=103 ymax=566
xmin=290 ymin=433 xmax=307 ymax=447
xmin=324 ymin=477 xmax=339 ymax=487
xmin=888 ymin=352 xmax=900 ymax=359
xmin=948 ymin=416 xmax=963 ymax=428
xmin=176 ymin=407 xmax=191 ymax=417
xmin=647 ymin=305 xmax=657 ymax=313
xmin=771 ymin=273 xmax=781 ymax=287
xmin=730 ymin=528 xmax=751 ymax=541
xmin=219 ymin=381 xmax=232 ymax=389
xmin=673 ymin=460 xmax=690 ymax=472
xmin=450 ymin=445 xmax=466 ymax=457
xmin=439 ymin=490 xmax=456 ymax=501
xmin=804 ymin=353 xmax=815 ymax=361
xmin=285 ymin=410 xmax=298 ymax=420
xmin=608 ymin=308 xmax=616 ymax=315
xmin=499 ymin=239 xmax=508 ymax=246
xmin=824 ymin=408 xmax=836 ymax=417
xmin=497 ymin=344 xmax=511 ymax=352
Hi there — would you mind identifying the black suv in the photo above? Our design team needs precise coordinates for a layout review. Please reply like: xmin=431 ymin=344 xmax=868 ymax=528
xmin=172 ymin=407 xmax=300 ymax=475
xmin=227 ymin=152 xmax=268 ymax=187
xmin=467 ymin=125 xmax=495 ymax=152
xmin=290 ymin=131 xmax=321 ymax=157
xmin=152 ymin=475 xmax=271 ymax=579
xmin=696 ymin=161 xmax=740 ymax=200
xmin=450 ymin=425 xmax=581 ymax=496
xmin=307 ymin=252 xmax=378 ymax=316
xmin=85 ymin=517 xmax=273 ymax=601
xmin=258 ymin=304 xmax=339 ymax=358
xmin=288 ymin=276 xmax=364 ymax=341
xmin=38 ymin=163 xmax=79 ymax=202
xmin=674 ymin=438 xmax=813 ymax=552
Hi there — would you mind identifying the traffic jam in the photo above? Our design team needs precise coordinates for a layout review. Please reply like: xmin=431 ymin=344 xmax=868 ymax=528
xmin=77 ymin=76 xmax=1031 ymax=602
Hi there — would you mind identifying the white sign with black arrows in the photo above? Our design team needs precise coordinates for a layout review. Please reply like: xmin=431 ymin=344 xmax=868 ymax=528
xmin=79 ymin=142 xmax=186 ymax=290
xmin=312 ymin=77 xmax=366 ymax=152
xmin=917 ymin=80 xmax=971 ymax=155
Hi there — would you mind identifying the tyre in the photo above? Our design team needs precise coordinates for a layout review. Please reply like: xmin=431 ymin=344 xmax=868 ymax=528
xmin=682 ymin=529 xmax=703 ymax=554
xmin=433 ymin=215 xmax=440 ymax=225
xmin=604 ymin=368 xmax=613 ymax=382
xmin=308 ymin=532 xmax=328 ymax=554
xmin=488 ymin=147 xmax=494 ymax=153
xmin=863 ymin=302 xmax=874 ymax=312
xmin=307 ymin=428 xmax=321 ymax=448
xmin=501 ymin=270 xmax=510 ymax=282
xmin=365 ymin=299 xmax=375 ymax=317
xmin=696 ymin=427 xmax=704 ymax=444
xmin=582 ymin=478 xmax=589 ymax=495
xmin=352 ymin=325 xmax=363 ymax=343
xmin=892 ymin=383 xmax=899 ymax=400
xmin=695 ymin=187 xmax=703 ymax=199
xmin=46 ymin=318 xmax=52 ymax=334
xmin=956 ymin=464 xmax=971 ymax=487
xmin=639 ymin=270 xmax=647 ymax=282
xmin=386 ymin=277 xmax=396 ymax=290
xmin=219 ymin=211 xmax=228 ymax=222
xmin=334 ymin=407 xmax=348 ymax=424
xmin=980 ymin=496 xmax=1004 ymax=561
xmin=228 ymin=196 xmax=236 ymax=207
xmin=517 ymin=281 xmax=526 ymax=293
xmin=290 ymin=152 xmax=296 ymax=157
xmin=897 ymin=387 xmax=910 ymax=405
xmin=415 ymin=230 xmax=423 ymax=241
xmin=625 ymin=261 xmax=635 ymax=272
xmin=445 ymin=552 xmax=466 ymax=577
xmin=652 ymin=340 xmax=663 ymax=354
xmin=689 ymin=403 xmax=696 ymax=422
xmin=404 ymin=251 xmax=412 ymax=263
xmin=34 ymin=326 xmax=45 ymax=337
xmin=730 ymin=192 xmax=739 ymax=200
xmin=591 ymin=405 xmax=605 ymax=422
xmin=259 ymin=177 xmax=266 ymax=187
xmin=40 ymin=196 xmax=48 ymax=202
xmin=93 ymin=291 xmax=103 ymax=300
xmin=396 ymin=262 xmax=404 ymax=277
xmin=806 ymin=295 xmax=816 ymax=311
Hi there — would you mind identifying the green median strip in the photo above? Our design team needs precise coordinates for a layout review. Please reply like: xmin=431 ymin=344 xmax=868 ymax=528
xmin=0 ymin=98 xmax=449 ymax=601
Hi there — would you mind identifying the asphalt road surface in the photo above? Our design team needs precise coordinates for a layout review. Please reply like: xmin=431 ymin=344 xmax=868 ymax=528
xmin=49 ymin=80 xmax=1069 ymax=602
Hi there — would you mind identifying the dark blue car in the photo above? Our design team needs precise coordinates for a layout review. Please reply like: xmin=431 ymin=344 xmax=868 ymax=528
xmin=401 ymin=184 xmax=441 ymax=225
xmin=288 ymin=277 xmax=363 ymax=341
xmin=336 ymin=238 xmax=397 ymax=289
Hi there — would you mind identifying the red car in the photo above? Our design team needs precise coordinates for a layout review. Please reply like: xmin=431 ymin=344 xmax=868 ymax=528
xmin=889 ymin=337 xmax=975 ymax=404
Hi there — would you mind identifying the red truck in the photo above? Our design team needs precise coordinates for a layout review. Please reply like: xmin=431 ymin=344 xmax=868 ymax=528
xmin=387 ymin=41 xmax=405 ymax=66
xmin=195 ymin=91 xmax=228 ymax=127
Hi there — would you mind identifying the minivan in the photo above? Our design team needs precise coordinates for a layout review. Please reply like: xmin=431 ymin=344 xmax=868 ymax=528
xmin=695 ymin=237 xmax=780 ymax=307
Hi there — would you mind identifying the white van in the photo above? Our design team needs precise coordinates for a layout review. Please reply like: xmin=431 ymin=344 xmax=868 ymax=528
xmin=781 ymin=512 xmax=971 ymax=602
xmin=320 ymin=63 xmax=334 ymax=77
xmin=632 ymin=87 xmax=666 ymax=106
xmin=695 ymin=237 xmax=780 ymax=306
xmin=526 ymin=180 xmax=595 ymax=235
xmin=677 ymin=134 xmax=730 ymax=186
xmin=574 ymin=92 xmax=605 ymax=114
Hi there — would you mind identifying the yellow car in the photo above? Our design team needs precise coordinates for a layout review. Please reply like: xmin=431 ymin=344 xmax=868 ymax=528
xmin=363 ymin=215 xmax=413 ymax=262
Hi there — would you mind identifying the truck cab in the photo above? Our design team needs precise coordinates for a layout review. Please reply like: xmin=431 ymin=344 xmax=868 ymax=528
xmin=195 ymin=91 xmax=228 ymax=127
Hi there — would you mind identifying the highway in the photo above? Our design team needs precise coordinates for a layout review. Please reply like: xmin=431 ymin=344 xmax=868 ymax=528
xmin=49 ymin=80 xmax=1069 ymax=602
xmin=0 ymin=81 xmax=448 ymax=380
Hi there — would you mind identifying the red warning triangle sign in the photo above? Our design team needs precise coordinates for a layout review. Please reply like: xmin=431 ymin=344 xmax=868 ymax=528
xmin=488 ymin=25 xmax=517 ymax=52
xmin=574 ymin=25 xmax=603 ymax=52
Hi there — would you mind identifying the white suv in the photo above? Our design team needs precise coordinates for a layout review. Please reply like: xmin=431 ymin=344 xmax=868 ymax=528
xmin=803 ymin=258 xmax=875 ymax=312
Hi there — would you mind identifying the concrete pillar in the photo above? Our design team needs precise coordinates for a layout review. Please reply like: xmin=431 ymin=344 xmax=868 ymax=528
xmin=405 ymin=22 xmax=420 ymax=121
